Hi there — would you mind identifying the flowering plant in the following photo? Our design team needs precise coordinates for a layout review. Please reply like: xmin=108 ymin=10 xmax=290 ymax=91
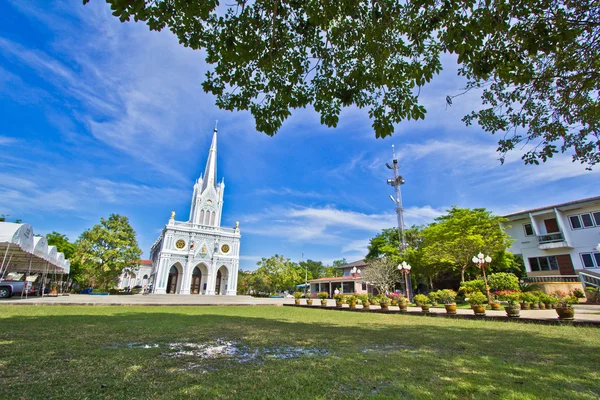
xmin=437 ymin=289 xmax=457 ymax=305
xmin=357 ymin=294 xmax=369 ymax=304
xmin=346 ymin=294 xmax=357 ymax=304
xmin=333 ymin=293 xmax=344 ymax=302
xmin=552 ymin=290 xmax=578 ymax=309
xmin=317 ymin=292 xmax=328 ymax=300
xmin=293 ymin=292 xmax=303 ymax=299
xmin=377 ymin=295 xmax=391 ymax=304
xmin=496 ymin=290 xmax=521 ymax=307
xmin=414 ymin=294 xmax=430 ymax=305
xmin=467 ymin=291 xmax=488 ymax=306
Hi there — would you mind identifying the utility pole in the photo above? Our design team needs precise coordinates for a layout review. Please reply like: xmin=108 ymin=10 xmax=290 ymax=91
xmin=387 ymin=145 xmax=406 ymax=254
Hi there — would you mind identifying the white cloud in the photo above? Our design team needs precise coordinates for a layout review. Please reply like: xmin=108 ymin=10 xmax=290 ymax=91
xmin=0 ymin=136 xmax=18 ymax=146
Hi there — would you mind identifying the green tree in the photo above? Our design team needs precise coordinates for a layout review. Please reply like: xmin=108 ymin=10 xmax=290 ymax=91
xmin=74 ymin=214 xmax=142 ymax=290
xmin=299 ymin=259 xmax=325 ymax=280
xmin=421 ymin=207 xmax=512 ymax=282
xmin=46 ymin=232 xmax=82 ymax=282
xmin=366 ymin=226 xmax=423 ymax=262
xmin=89 ymin=0 xmax=600 ymax=168
xmin=255 ymin=254 xmax=305 ymax=292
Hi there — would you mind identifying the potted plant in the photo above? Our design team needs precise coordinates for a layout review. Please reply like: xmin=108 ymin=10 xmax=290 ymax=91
xmin=437 ymin=289 xmax=457 ymax=314
xmin=398 ymin=294 xmax=408 ymax=312
xmin=346 ymin=294 xmax=357 ymax=309
xmin=305 ymin=292 xmax=313 ymax=305
xmin=358 ymin=294 xmax=370 ymax=309
xmin=293 ymin=291 xmax=302 ymax=305
xmin=334 ymin=293 xmax=344 ymax=307
xmin=388 ymin=293 xmax=399 ymax=307
xmin=520 ymin=292 xmax=533 ymax=310
xmin=501 ymin=292 xmax=521 ymax=318
xmin=537 ymin=292 xmax=550 ymax=309
xmin=428 ymin=291 xmax=439 ymax=306
xmin=489 ymin=296 xmax=502 ymax=310
xmin=368 ymin=294 xmax=377 ymax=307
xmin=318 ymin=292 xmax=328 ymax=306
xmin=585 ymin=286 xmax=600 ymax=303
xmin=553 ymin=291 xmax=577 ymax=320
xmin=49 ymin=282 xmax=58 ymax=297
xmin=467 ymin=292 xmax=488 ymax=316
xmin=378 ymin=295 xmax=391 ymax=310
xmin=414 ymin=294 xmax=431 ymax=313
xmin=529 ymin=293 xmax=540 ymax=310
xmin=573 ymin=288 xmax=585 ymax=302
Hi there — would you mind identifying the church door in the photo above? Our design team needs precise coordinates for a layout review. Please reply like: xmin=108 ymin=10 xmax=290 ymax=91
xmin=215 ymin=270 xmax=222 ymax=295
xmin=191 ymin=267 xmax=202 ymax=294
xmin=166 ymin=266 xmax=178 ymax=294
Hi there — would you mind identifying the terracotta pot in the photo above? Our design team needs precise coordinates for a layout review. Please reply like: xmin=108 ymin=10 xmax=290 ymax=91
xmin=390 ymin=300 xmax=398 ymax=306
xmin=531 ymin=303 xmax=540 ymax=310
xmin=335 ymin=301 xmax=343 ymax=308
xmin=380 ymin=302 xmax=389 ymax=310
xmin=420 ymin=305 xmax=430 ymax=313
xmin=520 ymin=303 xmax=531 ymax=310
xmin=472 ymin=305 xmax=486 ymax=316
xmin=490 ymin=303 xmax=501 ymax=310
xmin=362 ymin=301 xmax=370 ymax=309
xmin=399 ymin=303 xmax=408 ymax=312
xmin=556 ymin=308 xmax=575 ymax=320
xmin=294 ymin=299 xmax=300 ymax=305
xmin=538 ymin=303 xmax=546 ymax=310
xmin=505 ymin=306 xmax=520 ymax=318
xmin=444 ymin=304 xmax=457 ymax=314
xmin=321 ymin=300 xmax=327 ymax=306
xmin=306 ymin=299 xmax=313 ymax=305
xmin=349 ymin=302 xmax=357 ymax=309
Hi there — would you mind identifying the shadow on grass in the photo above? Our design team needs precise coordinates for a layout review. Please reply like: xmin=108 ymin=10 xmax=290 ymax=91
xmin=0 ymin=307 xmax=599 ymax=399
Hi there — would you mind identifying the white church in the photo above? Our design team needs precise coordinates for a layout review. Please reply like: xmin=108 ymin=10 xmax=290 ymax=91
xmin=149 ymin=126 xmax=241 ymax=295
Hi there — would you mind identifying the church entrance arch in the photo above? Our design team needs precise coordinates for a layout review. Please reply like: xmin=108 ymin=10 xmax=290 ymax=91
xmin=215 ymin=265 xmax=230 ymax=295
xmin=191 ymin=267 xmax=202 ymax=294
xmin=166 ymin=264 xmax=181 ymax=294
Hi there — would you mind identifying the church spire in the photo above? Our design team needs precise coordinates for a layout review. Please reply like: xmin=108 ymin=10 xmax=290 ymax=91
xmin=200 ymin=123 xmax=218 ymax=193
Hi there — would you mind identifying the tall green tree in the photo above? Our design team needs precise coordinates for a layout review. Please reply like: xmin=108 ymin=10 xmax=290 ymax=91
xmin=421 ymin=207 xmax=512 ymax=282
xmin=74 ymin=214 xmax=142 ymax=290
xmin=89 ymin=0 xmax=600 ymax=168
xmin=299 ymin=259 xmax=325 ymax=280
xmin=46 ymin=232 xmax=82 ymax=283
xmin=254 ymin=254 xmax=305 ymax=292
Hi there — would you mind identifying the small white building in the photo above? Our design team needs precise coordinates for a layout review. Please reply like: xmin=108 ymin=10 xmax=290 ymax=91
xmin=503 ymin=196 xmax=600 ymax=285
xmin=149 ymin=127 xmax=241 ymax=295
xmin=117 ymin=260 xmax=153 ymax=289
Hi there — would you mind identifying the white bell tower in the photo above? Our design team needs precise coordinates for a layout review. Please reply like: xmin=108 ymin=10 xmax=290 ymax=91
xmin=189 ymin=124 xmax=225 ymax=227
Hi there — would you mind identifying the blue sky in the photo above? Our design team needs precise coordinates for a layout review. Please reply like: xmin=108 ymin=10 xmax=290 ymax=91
xmin=1 ymin=0 xmax=598 ymax=270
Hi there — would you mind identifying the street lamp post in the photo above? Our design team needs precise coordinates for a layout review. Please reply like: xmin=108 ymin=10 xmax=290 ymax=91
xmin=472 ymin=253 xmax=492 ymax=302
xmin=397 ymin=261 xmax=412 ymax=301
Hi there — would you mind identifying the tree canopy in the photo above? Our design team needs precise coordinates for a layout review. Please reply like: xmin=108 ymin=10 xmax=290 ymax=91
xmin=88 ymin=0 xmax=599 ymax=168
xmin=46 ymin=232 xmax=82 ymax=282
xmin=74 ymin=214 xmax=142 ymax=290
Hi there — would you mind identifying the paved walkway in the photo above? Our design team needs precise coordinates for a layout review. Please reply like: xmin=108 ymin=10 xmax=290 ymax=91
xmin=0 ymin=294 xmax=294 ymax=306
xmin=2 ymin=295 xmax=599 ymax=322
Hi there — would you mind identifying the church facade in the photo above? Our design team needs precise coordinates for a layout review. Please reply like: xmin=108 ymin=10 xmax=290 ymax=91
xmin=149 ymin=127 xmax=241 ymax=295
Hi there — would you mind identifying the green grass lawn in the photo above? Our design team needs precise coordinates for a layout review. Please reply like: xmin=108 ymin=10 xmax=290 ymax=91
xmin=1 ymin=306 xmax=599 ymax=399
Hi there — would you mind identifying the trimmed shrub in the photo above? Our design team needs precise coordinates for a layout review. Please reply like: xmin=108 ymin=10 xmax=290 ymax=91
xmin=487 ymin=273 xmax=519 ymax=292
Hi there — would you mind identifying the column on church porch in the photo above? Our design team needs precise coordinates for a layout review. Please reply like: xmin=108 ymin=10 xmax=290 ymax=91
xmin=154 ymin=257 xmax=168 ymax=294
xmin=179 ymin=257 xmax=192 ymax=295
xmin=205 ymin=260 xmax=217 ymax=295
xmin=226 ymin=264 xmax=236 ymax=296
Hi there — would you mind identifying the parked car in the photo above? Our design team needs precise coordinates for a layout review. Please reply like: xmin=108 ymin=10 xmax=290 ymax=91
xmin=0 ymin=280 xmax=37 ymax=298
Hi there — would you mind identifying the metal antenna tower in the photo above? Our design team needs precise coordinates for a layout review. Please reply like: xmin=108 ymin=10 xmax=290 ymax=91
xmin=386 ymin=145 xmax=407 ymax=255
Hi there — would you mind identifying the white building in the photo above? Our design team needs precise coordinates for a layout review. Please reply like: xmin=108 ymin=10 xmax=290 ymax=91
xmin=117 ymin=260 xmax=153 ymax=289
xmin=503 ymin=196 xmax=600 ymax=280
xmin=149 ymin=127 xmax=241 ymax=295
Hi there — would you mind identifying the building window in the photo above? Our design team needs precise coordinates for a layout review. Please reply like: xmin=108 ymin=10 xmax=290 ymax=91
xmin=528 ymin=256 xmax=559 ymax=272
xmin=523 ymin=223 xmax=534 ymax=236
xmin=569 ymin=211 xmax=600 ymax=230
xmin=580 ymin=252 xmax=600 ymax=269
xmin=362 ymin=282 xmax=367 ymax=290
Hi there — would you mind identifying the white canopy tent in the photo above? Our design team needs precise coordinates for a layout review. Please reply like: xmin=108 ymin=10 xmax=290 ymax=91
xmin=0 ymin=222 xmax=67 ymax=278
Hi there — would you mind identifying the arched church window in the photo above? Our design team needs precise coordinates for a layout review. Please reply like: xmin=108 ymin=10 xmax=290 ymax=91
xmin=199 ymin=210 xmax=205 ymax=225
xmin=210 ymin=211 xmax=216 ymax=226
xmin=204 ymin=210 xmax=211 ymax=225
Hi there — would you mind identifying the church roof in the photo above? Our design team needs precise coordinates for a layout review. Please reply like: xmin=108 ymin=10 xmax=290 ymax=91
xmin=201 ymin=128 xmax=218 ymax=193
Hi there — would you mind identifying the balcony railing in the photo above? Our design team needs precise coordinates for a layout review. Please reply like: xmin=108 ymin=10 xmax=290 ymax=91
xmin=537 ymin=232 xmax=565 ymax=244
xmin=523 ymin=275 xmax=580 ymax=283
